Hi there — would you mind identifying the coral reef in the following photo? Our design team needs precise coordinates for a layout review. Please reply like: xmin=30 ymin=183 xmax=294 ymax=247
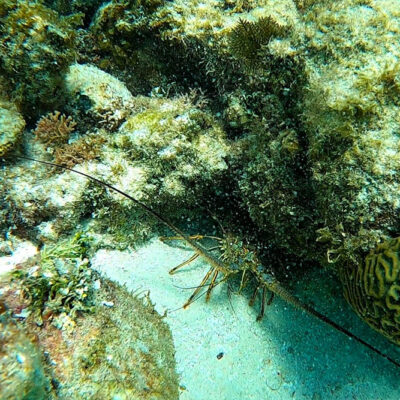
xmin=340 ymin=236 xmax=400 ymax=346
xmin=48 ymin=282 xmax=179 ymax=399
xmin=229 ymin=16 xmax=288 ymax=69
xmin=3 ymin=0 xmax=400 ymax=362
xmin=114 ymin=95 xmax=229 ymax=205
xmin=236 ymin=126 xmax=317 ymax=263
xmin=32 ymin=109 xmax=104 ymax=168
xmin=0 ymin=0 xmax=82 ymax=119
xmin=3 ymin=160 xmax=89 ymax=241
xmin=44 ymin=0 xmax=104 ymax=23
xmin=302 ymin=0 xmax=400 ymax=269
xmin=1 ymin=262 xmax=179 ymax=399
xmin=90 ymin=0 xmax=164 ymax=60
xmin=3 ymin=63 xmax=230 ymax=248
xmin=65 ymin=63 xmax=135 ymax=130
xmin=83 ymin=92 xmax=230 ymax=247
xmin=53 ymin=134 xmax=105 ymax=168
xmin=33 ymin=111 xmax=77 ymax=148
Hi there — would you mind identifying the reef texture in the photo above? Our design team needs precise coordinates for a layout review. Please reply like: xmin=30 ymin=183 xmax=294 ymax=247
xmin=4 ymin=63 xmax=229 ymax=249
xmin=65 ymin=63 xmax=135 ymax=130
xmin=0 ymin=97 xmax=25 ymax=157
xmin=0 ymin=312 xmax=48 ymax=400
xmin=42 ymin=282 xmax=179 ymax=400
xmin=2 ymin=0 xmax=400 ymax=355
xmin=340 ymin=237 xmax=400 ymax=346
xmin=303 ymin=0 xmax=400 ymax=270
xmin=1 ymin=252 xmax=179 ymax=400
xmin=0 ymin=0 xmax=82 ymax=119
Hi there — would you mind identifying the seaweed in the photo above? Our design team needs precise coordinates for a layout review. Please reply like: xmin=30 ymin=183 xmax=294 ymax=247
xmin=12 ymin=232 xmax=96 ymax=329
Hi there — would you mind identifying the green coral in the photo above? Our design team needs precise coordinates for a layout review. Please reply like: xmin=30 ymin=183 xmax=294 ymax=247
xmin=0 ymin=0 xmax=82 ymax=119
xmin=12 ymin=232 xmax=95 ymax=328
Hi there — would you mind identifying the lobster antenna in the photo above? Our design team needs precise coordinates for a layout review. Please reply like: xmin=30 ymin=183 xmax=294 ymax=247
xmin=10 ymin=154 xmax=400 ymax=369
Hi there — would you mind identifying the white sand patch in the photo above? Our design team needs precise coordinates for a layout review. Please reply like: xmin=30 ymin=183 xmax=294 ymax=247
xmin=0 ymin=241 xmax=38 ymax=276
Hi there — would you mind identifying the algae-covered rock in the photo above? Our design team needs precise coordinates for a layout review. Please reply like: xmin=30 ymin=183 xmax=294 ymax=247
xmin=0 ymin=0 xmax=82 ymax=119
xmin=0 ymin=99 xmax=25 ymax=157
xmin=65 ymin=63 xmax=135 ymax=130
xmin=3 ymin=158 xmax=89 ymax=241
xmin=81 ymin=93 xmax=230 ymax=247
xmin=1 ymin=241 xmax=179 ymax=399
xmin=301 ymin=0 xmax=400 ymax=269
xmin=0 ymin=313 xmax=48 ymax=400
xmin=115 ymin=95 xmax=229 ymax=203
xmin=44 ymin=0 xmax=104 ymax=20
xmin=4 ymin=70 xmax=229 ymax=247
xmin=35 ymin=280 xmax=179 ymax=400
xmin=90 ymin=0 xmax=164 ymax=55
xmin=88 ymin=0 xmax=166 ymax=90
xmin=155 ymin=0 xmax=298 ymax=42
xmin=237 ymin=127 xmax=317 ymax=262
xmin=12 ymin=232 xmax=96 ymax=329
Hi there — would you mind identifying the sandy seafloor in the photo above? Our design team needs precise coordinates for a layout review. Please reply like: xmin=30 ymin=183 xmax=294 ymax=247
xmin=87 ymin=237 xmax=400 ymax=400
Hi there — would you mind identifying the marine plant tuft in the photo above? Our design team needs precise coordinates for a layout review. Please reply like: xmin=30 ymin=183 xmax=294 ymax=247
xmin=12 ymin=232 xmax=96 ymax=329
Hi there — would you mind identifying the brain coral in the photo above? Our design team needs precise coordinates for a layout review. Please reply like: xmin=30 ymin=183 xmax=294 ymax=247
xmin=340 ymin=237 xmax=400 ymax=345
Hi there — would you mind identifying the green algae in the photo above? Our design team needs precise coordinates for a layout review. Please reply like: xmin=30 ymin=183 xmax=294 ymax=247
xmin=12 ymin=233 xmax=95 ymax=328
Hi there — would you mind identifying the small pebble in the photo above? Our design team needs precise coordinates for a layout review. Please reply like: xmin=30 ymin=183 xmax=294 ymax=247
xmin=16 ymin=353 xmax=26 ymax=364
